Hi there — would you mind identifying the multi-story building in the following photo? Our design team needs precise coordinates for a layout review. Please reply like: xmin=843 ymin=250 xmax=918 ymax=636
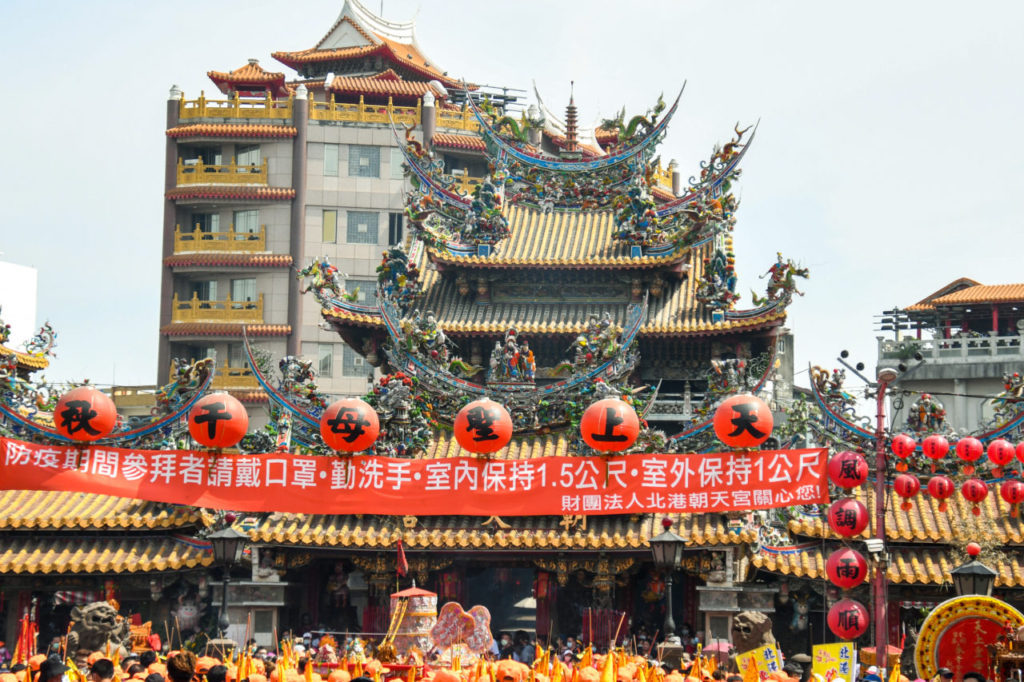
xmin=876 ymin=278 xmax=1024 ymax=433
xmin=158 ymin=0 xmax=500 ymax=412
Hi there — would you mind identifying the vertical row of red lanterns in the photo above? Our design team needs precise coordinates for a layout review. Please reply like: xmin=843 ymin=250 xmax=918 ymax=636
xmin=825 ymin=450 xmax=870 ymax=640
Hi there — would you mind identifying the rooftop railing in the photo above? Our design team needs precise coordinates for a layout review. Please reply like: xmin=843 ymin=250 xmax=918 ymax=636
xmin=878 ymin=333 xmax=1024 ymax=364
xmin=171 ymin=293 xmax=264 ymax=324
xmin=177 ymin=158 xmax=268 ymax=186
xmin=173 ymin=225 xmax=267 ymax=253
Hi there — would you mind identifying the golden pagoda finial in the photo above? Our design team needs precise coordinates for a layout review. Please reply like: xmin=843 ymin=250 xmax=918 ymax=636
xmin=565 ymin=81 xmax=578 ymax=153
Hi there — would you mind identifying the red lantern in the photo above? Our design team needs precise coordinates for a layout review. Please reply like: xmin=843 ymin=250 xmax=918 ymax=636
xmin=54 ymin=386 xmax=118 ymax=442
xmin=827 ymin=451 xmax=868 ymax=490
xmin=827 ymin=498 xmax=869 ymax=538
xmin=927 ymin=475 xmax=955 ymax=512
xmin=827 ymin=598 xmax=869 ymax=640
xmin=187 ymin=393 xmax=248 ymax=449
xmin=580 ymin=398 xmax=640 ymax=452
xmin=1016 ymin=442 xmax=1024 ymax=464
xmin=961 ymin=478 xmax=989 ymax=517
xmin=922 ymin=434 xmax=949 ymax=460
xmin=825 ymin=548 xmax=868 ymax=589
xmin=712 ymin=394 xmax=774 ymax=449
xmin=988 ymin=438 xmax=1015 ymax=476
xmin=893 ymin=473 xmax=921 ymax=511
xmin=454 ymin=398 xmax=513 ymax=454
xmin=320 ymin=397 xmax=379 ymax=452
xmin=891 ymin=434 xmax=917 ymax=458
xmin=1001 ymin=480 xmax=1024 ymax=517
xmin=956 ymin=437 xmax=984 ymax=475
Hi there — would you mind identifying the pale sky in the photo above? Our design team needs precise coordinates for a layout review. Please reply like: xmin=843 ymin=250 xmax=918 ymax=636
xmin=2 ymin=1 xmax=1023 ymax=393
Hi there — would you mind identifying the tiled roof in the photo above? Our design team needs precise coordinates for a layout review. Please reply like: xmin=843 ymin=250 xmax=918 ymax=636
xmin=429 ymin=206 xmax=687 ymax=269
xmin=431 ymin=133 xmax=486 ymax=152
xmin=231 ymin=390 xmax=269 ymax=403
xmin=0 ymin=344 xmax=48 ymax=369
xmin=164 ymin=253 xmax=292 ymax=268
xmin=407 ymin=240 xmax=785 ymax=337
xmin=931 ymin=284 xmax=1024 ymax=306
xmin=273 ymin=37 xmax=462 ymax=89
xmin=161 ymin=323 xmax=291 ymax=337
xmin=321 ymin=305 xmax=383 ymax=328
xmin=787 ymin=487 xmax=1024 ymax=543
xmin=906 ymin=277 xmax=982 ymax=311
xmin=209 ymin=61 xmax=286 ymax=85
xmin=0 ymin=491 xmax=206 ymax=530
xmin=250 ymin=506 xmax=752 ymax=551
xmin=752 ymin=545 xmax=1024 ymax=588
xmin=166 ymin=187 xmax=295 ymax=201
xmin=327 ymin=71 xmax=445 ymax=99
xmin=167 ymin=124 xmax=297 ymax=139
xmin=0 ymin=536 xmax=214 ymax=575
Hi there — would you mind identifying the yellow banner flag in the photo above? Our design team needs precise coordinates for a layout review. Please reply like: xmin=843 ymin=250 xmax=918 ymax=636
xmin=599 ymin=654 xmax=615 ymax=682
xmin=580 ymin=647 xmax=593 ymax=670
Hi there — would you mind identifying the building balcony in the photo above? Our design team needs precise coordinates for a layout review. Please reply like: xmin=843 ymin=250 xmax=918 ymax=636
xmin=310 ymin=95 xmax=420 ymax=125
xmin=178 ymin=92 xmax=293 ymax=120
xmin=171 ymin=293 xmax=264 ymax=324
xmin=210 ymin=365 xmax=260 ymax=391
xmin=436 ymin=107 xmax=482 ymax=132
xmin=878 ymin=333 xmax=1024 ymax=365
xmin=174 ymin=225 xmax=267 ymax=253
xmin=177 ymin=158 xmax=268 ymax=186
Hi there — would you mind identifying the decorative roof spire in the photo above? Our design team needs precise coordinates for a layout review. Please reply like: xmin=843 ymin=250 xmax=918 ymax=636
xmin=564 ymin=80 xmax=578 ymax=153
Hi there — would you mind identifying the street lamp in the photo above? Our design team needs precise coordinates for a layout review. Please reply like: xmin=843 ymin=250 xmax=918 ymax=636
xmin=650 ymin=517 xmax=688 ymax=641
xmin=952 ymin=545 xmax=997 ymax=597
xmin=208 ymin=526 xmax=248 ymax=637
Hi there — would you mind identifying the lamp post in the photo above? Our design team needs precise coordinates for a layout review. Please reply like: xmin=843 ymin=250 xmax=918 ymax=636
xmin=650 ymin=517 xmax=688 ymax=641
xmin=208 ymin=526 xmax=248 ymax=638
xmin=952 ymin=544 xmax=997 ymax=596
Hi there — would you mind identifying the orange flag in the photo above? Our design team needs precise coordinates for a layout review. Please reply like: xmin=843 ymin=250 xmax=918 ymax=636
xmin=599 ymin=653 xmax=615 ymax=682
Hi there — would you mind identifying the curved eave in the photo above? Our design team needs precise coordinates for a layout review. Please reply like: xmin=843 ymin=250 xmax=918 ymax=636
xmin=322 ymin=306 xmax=385 ymax=329
xmin=167 ymin=124 xmax=297 ymax=140
xmin=426 ymin=248 xmax=688 ymax=270
xmin=166 ymin=187 xmax=296 ymax=202
xmin=0 ymin=344 xmax=48 ymax=370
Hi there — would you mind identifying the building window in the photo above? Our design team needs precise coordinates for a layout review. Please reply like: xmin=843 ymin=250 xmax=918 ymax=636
xmin=324 ymin=143 xmax=339 ymax=177
xmin=233 ymin=209 xmax=259 ymax=234
xmin=189 ymin=213 xmax=220 ymax=233
xmin=390 ymin=147 xmax=405 ymax=180
xmin=190 ymin=280 xmax=218 ymax=300
xmin=227 ymin=343 xmax=245 ymax=368
xmin=346 ymin=279 xmax=377 ymax=305
xmin=346 ymin=211 xmax=378 ymax=244
xmin=342 ymin=346 xmax=366 ymax=377
xmin=323 ymin=210 xmax=338 ymax=243
xmin=231 ymin=278 xmax=256 ymax=302
xmin=318 ymin=344 xmax=333 ymax=378
xmin=236 ymin=144 xmax=260 ymax=167
xmin=348 ymin=145 xmax=380 ymax=178
xmin=388 ymin=212 xmax=404 ymax=246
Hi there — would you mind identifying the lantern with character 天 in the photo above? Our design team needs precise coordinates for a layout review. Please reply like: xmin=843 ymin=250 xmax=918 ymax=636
xmin=712 ymin=393 xmax=773 ymax=449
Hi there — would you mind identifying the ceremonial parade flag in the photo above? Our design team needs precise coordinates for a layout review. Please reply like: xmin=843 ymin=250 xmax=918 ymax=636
xmin=397 ymin=538 xmax=409 ymax=577
xmin=600 ymin=653 xmax=615 ymax=682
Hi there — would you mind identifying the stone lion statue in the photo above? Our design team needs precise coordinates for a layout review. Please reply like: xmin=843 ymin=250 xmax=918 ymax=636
xmin=731 ymin=610 xmax=776 ymax=654
xmin=67 ymin=602 xmax=131 ymax=654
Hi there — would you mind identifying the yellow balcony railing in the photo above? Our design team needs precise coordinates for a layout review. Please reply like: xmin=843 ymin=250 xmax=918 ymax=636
xmin=179 ymin=91 xmax=293 ymax=120
xmin=177 ymin=158 xmax=268 ymax=186
xmin=436 ymin=106 xmax=482 ymax=132
xmin=652 ymin=162 xmax=674 ymax=191
xmin=211 ymin=365 xmax=260 ymax=390
xmin=174 ymin=225 xmax=267 ymax=253
xmin=310 ymin=94 xmax=421 ymax=125
xmin=171 ymin=293 xmax=264 ymax=324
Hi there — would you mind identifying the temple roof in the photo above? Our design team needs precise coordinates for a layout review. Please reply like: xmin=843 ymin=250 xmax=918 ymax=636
xmin=431 ymin=133 xmax=487 ymax=152
xmin=0 ymin=491 xmax=207 ymax=530
xmin=908 ymin=280 xmax=1024 ymax=311
xmin=272 ymin=0 xmax=461 ymax=88
xmin=0 ymin=344 xmax=48 ymax=370
xmin=165 ymin=187 xmax=296 ymax=202
xmin=208 ymin=59 xmax=289 ymax=97
xmin=0 ymin=536 xmax=214 ymax=575
xmin=160 ymin=323 xmax=291 ymax=337
xmin=753 ymin=544 xmax=1024 ymax=588
xmin=164 ymin=253 xmax=293 ymax=268
xmin=428 ymin=206 xmax=687 ymax=270
xmin=905 ymin=277 xmax=982 ymax=311
xmin=786 ymin=487 xmax=1024 ymax=544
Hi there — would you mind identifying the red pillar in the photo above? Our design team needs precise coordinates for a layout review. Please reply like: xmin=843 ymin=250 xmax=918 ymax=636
xmin=993 ymin=307 xmax=1000 ymax=334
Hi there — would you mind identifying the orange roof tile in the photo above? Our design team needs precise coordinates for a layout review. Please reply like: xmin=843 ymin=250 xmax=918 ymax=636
xmin=0 ymin=491 xmax=206 ymax=530
xmin=166 ymin=187 xmax=295 ymax=201
xmin=0 ymin=536 xmax=213 ymax=575
xmin=0 ymin=344 xmax=48 ymax=370
xmin=326 ymin=74 xmax=443 ymax=99
xmin=931 ymin=283 xmax=1024 ymax=306
xmin=906 ymin=277 xmax=981 ymax=311
xmin=431 ymin=133 xmax=486 ymax=152
xmin=208 ymin=60 xmax=288 ymax=96
xmin=167 ymin=124 xmax=297 ymax=139
xmin=230 ymin=390 xmax=269 ymax=404
xmin=164 ymin=253 xmax=292 ymax=268
xmin=160 ymin=323 xmax=291 ymax=337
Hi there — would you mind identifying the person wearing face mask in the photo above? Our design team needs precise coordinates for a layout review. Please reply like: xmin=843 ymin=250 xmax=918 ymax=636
xmin=498 ymin=633 xmax=515 ymax=660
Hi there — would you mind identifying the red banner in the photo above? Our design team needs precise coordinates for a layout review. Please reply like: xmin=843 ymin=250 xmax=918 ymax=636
xmin=0 ymin=437 xmax=827 ymax=516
